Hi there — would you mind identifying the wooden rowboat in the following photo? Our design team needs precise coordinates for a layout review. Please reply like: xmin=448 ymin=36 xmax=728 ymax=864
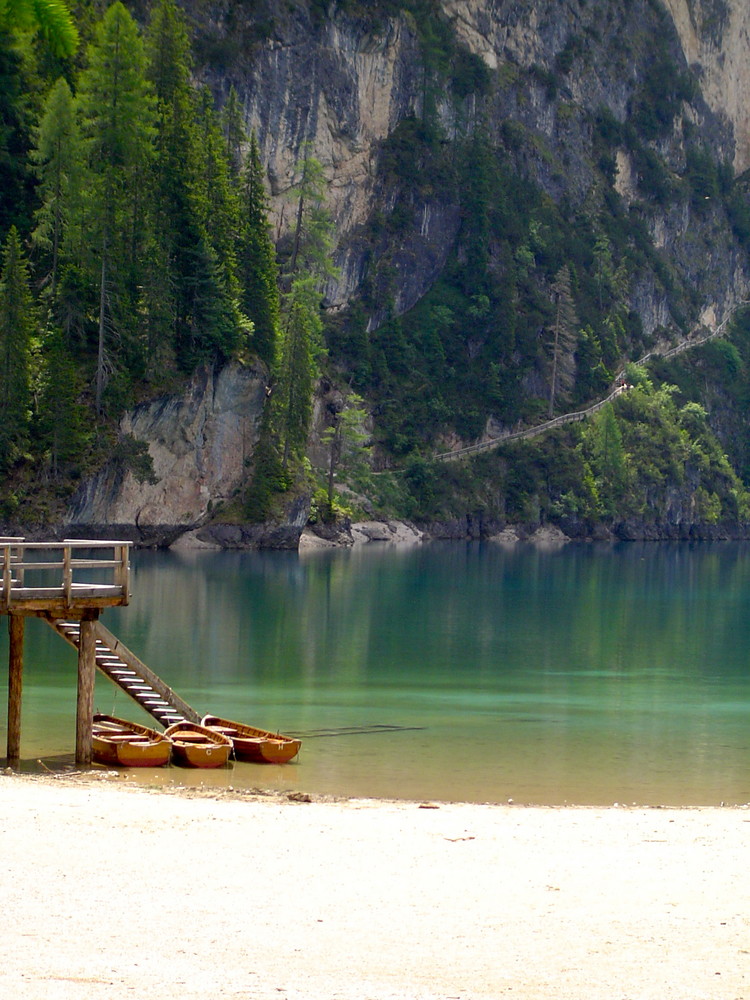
xmin=164 ymin=720 xmax=232 ymax=769
xmin=92 ymin=714 xmax=171 ymax=768
xmin=201 ymin=714 xmax=301 ymax=764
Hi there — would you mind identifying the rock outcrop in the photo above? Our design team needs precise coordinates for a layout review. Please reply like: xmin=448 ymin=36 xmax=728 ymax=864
xmin=66 ymin=362 xmax=267 ymax=542
xmin=663 ymin=0 xmax=750 ymax=172
xmin=203 ymin=0 xmax=750 ymax=338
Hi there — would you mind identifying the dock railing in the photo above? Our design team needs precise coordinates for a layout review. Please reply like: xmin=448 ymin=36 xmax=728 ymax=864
xmin=0 ymin=539 xmax=131 ymax=611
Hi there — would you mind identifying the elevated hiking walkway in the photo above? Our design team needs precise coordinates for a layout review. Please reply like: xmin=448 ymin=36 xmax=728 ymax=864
xmin=433 ymin=299 xmax=750 ymax=463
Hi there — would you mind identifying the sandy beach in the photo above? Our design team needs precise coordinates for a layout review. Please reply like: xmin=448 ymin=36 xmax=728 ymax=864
xmin=0 ymin=773 xmax=748 ymax=1000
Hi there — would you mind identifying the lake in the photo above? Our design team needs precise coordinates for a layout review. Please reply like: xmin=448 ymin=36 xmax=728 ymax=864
xmin=4 ymin=540 xmax=750 ymax=805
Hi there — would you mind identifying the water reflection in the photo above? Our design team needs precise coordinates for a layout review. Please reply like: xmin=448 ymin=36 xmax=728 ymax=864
xmin=3 ymin=541 xmax=750 ymax=804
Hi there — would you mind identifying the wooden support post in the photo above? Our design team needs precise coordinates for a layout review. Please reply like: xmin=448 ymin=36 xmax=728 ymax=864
xmin=75 ymin=615 xmax=98 ymax=766
xmin=7 ymin=614 xmax=24 ymax=766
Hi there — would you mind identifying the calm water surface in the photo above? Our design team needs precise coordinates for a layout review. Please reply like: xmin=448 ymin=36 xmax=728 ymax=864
xmin=4 ymin=541 xmax=750 ymax=805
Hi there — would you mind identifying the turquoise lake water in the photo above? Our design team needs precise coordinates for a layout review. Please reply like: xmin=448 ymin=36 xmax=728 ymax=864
xmin=4 ymin=541 xmax=750 ymax=805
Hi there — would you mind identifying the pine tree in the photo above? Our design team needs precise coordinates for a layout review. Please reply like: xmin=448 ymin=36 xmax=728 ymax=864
xmin=547 ymin=265 xmax=578 ymax=417
xmin=592 ymin=230 xmax=614 ymax=312
xmin=0 ymin=227 xmax=35 ymax=470
xmin=273 ymin=152 xmax=337 ymax=469
xmin=75 ymin=1 xmax=156 ymax=411
xmin=147 ymin=0 xmax=206 ymax=370
xmin=146 ymin=0 xmax=244 ymax=371
xmin=1 ymin=0 xmax=78 ymax=57
xmin=322 ymin=392 xmax=368 ymax=518
xmin=0 ymin=31 xmax=34 ymax=236
xmin=238 ymin=131 xmax=280 ymax=368
xmin=37 ymin=326 xmax=86 ymax=477
xmin=285 ymin=153 xmax=337 ymax=283
xmin=194 ymin=87 xmax=242 ymax=286
xmin=221 ymin=84 xmax=245 ymax=178
xmin=277 ymin=276 xmax=323 ymax=469
xmin=31 ymin=77 xmax=81 ymax=302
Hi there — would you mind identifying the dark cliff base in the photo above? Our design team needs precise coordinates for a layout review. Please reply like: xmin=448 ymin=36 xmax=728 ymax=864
xmin=424 ymin=515 xmax=750 ymax=543
xmin=6 ymin=516 xmax=750 ymax=549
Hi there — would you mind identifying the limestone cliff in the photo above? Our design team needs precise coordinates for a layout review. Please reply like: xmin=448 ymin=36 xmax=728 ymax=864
xmin=663 ymin=0 xmax=750 ymax=172
xmin=66 ymin=362 xmax=267 ymax=541
xmin=201 ymin=0 xmax=749 ymax=334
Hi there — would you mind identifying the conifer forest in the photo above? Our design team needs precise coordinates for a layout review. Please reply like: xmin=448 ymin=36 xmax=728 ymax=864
xmin=4 ymin=0 xmax=750 ymax=540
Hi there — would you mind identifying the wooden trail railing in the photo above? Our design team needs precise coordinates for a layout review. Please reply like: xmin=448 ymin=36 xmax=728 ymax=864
xmin=0 ymin=539 xmax=131 ymax=611
xmin=433 ymin=299 xmax=750 ymax=463
xmin=434 ymin=386 xmax=628 ymax=462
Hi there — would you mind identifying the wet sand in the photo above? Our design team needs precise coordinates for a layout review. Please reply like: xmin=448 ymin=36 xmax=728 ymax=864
xmin=1 ymin=773 xmax=748 ymax=999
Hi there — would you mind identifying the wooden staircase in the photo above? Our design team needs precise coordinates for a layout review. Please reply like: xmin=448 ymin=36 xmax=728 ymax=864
xmin=46 ymin=618 xmax=200 ymax=729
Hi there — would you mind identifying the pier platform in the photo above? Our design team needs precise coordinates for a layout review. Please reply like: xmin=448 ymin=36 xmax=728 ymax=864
xmin=0 ymin=538 xmax=198 ymax=766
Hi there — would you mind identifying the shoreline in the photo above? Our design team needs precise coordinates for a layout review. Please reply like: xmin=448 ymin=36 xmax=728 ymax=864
xmin=2 ymin=772 xmax=749 ymax=999
xmin=15 ymin=515 xmax=750 ymax=552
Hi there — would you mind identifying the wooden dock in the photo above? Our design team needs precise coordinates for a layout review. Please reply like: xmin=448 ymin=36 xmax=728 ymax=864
xmin=0 ymin=538 xmax=198 ymax=767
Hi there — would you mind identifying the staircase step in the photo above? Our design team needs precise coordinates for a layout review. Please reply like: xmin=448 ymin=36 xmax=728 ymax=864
xmin=46 ymin=617 xmax=199 ymax=728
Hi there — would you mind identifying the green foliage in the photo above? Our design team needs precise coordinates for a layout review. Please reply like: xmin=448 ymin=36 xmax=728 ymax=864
xmin=35 ymin=325 xmax=87 ymax=477
xmin=31 ymin=75 xmax=80 ymax=298
xmin=547 ymin=265 xmax=578 ymax=416
xmin=239 ymin=131 xmax=280 ymax=368
xmin=242 ymin=429 xmax=287 ymax=523
xmin=308 ymin=485 xmax=353 ymax=525
xmin=450 ymin=48 xmax=491 ymax=98
xmin=628 ymin=46 xmax=695 ymax=142
xmin=111 ymin=433 xmax=157 ymax=484
xmin=0 ymin=226 xmax=34 ymax=470
xmin=276 ymin=277 xmax=323 ymax=468
xmin=321 ymin=391 xmax=368 ymax=517
xmin=0 ymin=30 xmax=36 ymax=236
xmin=684 ymin=146 xmax=721 ymax=209
xmin=74 ymin=1 xmax=156 ymax=410
xmin=1 ymin=0 xmax=78 ymax=57
xmin=727 ymin=184 xmax=750 ymax=248
xmin=381 ymin=370 xmax=750 ymax=530
xmin=146 ymin=0 xmax=242 ymax=372
xmin=282 ymin=153 xmax=337 ymax=283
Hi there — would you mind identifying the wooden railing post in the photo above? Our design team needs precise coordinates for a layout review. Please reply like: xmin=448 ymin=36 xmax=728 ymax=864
xmin=1 ymin=544 xmax=12 ymax=610
xmin=75 ymin=615 xmax=98 ymax=766
xmin=62 ymin=544 xmax=73 ymax=607
xmin=115 ymin=543 xmax=130 ymax=604
xmin=7 ymin=613 xmax=24 ymax=766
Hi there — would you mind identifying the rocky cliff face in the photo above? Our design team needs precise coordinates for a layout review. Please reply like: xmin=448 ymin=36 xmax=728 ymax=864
xmin=202 ymin=0 xmax=749 ymax=333
xmin=67 ymin=362 xmax=267 ymax=541
xmin=663 ymin=0 xmax=750 ymax=172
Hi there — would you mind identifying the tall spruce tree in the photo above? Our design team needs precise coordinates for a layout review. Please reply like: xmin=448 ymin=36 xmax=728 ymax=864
xmin=75 ymin=1 xmax=155 ymax=411
xmin=194 ymin=87 xmax=242 ymax=290
xmin=0 ymin=31 xmax=34 ymax=236
xmin=0 ymin=227 xmax=34 ymax=470
xmin=277 ymin=276 xmax=322 ymax=469
xmin=221 ymin=85 xmax=245 ymax=178
xmin=238 ymin=131 xmax=280 ymax=368
xmin=31 ymin=77 xmax=81 ymax=302
xmin=273 ymin=153 xmax=337 ymax=470
xmin=147 ymin=1 xmax=242 ymax=368
xmin=547 ymin=265 xmax=578 ymax=417
xmin=285 ymin=154 xmax=337 ymax=282
xmin=37 ymin=326 xmax=86 ymax=477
